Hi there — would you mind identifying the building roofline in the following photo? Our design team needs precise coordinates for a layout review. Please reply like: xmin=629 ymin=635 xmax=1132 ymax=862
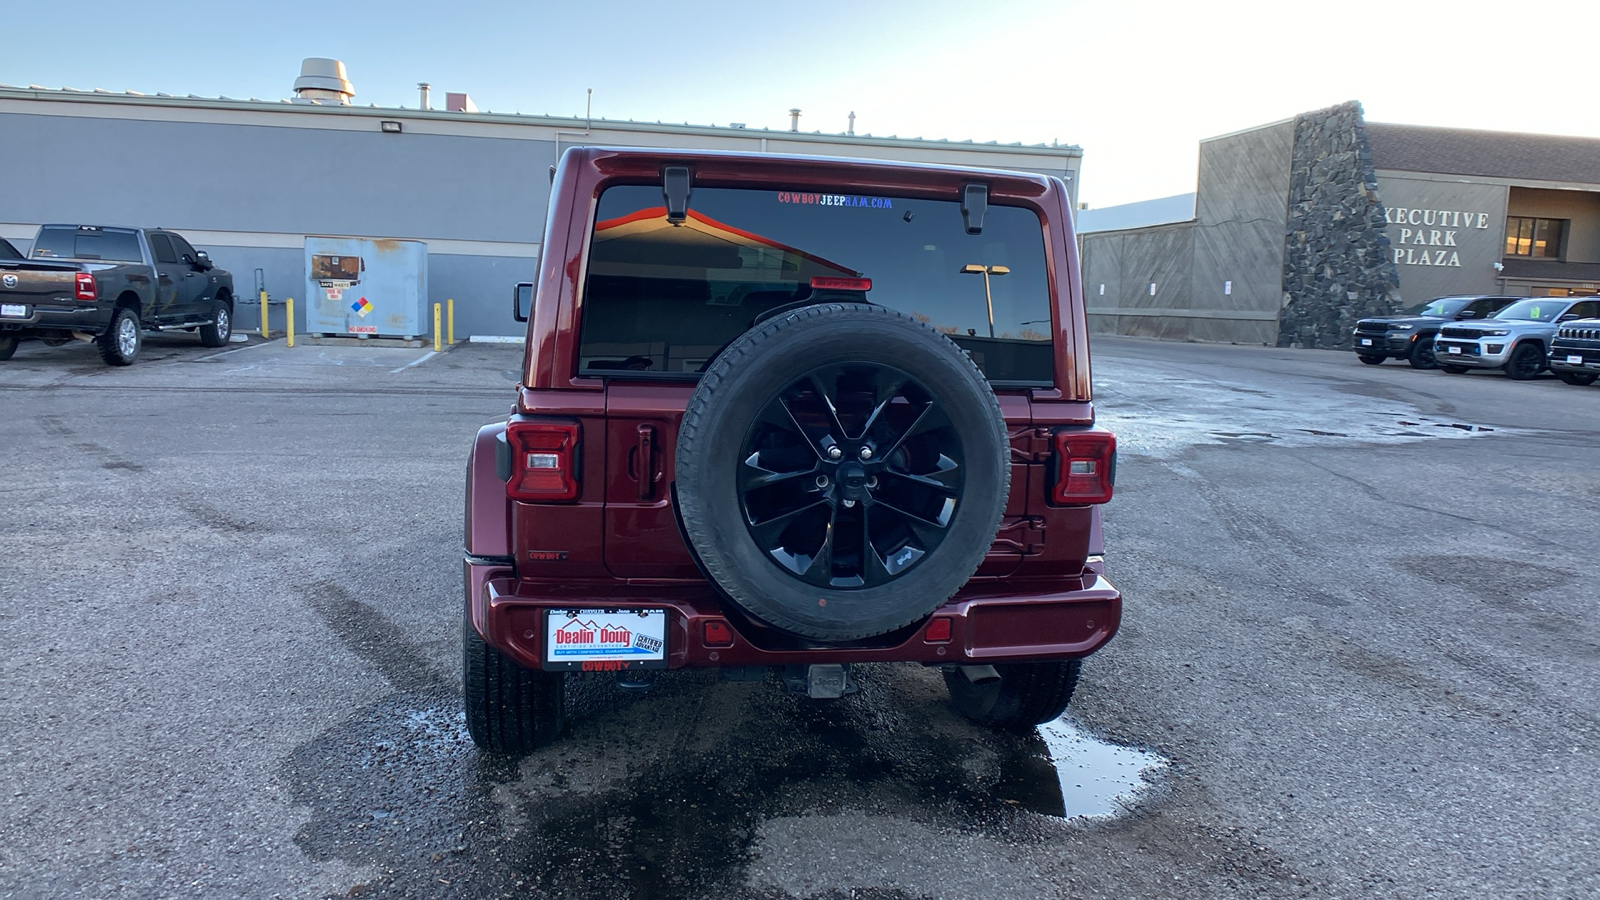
xmin=0 ymin=84 xmax=1083 ymax=158
xmin=1199 ymin=116 xmax=1295 ymax=144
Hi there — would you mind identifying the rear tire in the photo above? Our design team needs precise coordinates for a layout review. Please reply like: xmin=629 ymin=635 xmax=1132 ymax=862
xmin=945 ymin=659 xmax=1083 ymax=730
xmin=98 ymin=307 xmax=141 ymax=366
xmin=1357 ymin=354 xmax=1385 ymax=365
xmin=462 ymin=618 xmax=565 ymax=753
xmin=1506 ymin=342 xmax=1544 ymax=380
xmin=0 ymin=334 xmax=16 ymax=361
xmin=1441 ymin=364 xmax=1468 ymax=375
xmin=1557 ymin=371 xmax=1598 ymax=386
xmin=199 ymin=299 xmax=232 ymax=348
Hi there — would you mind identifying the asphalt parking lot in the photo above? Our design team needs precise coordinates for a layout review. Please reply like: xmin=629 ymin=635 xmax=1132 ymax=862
xmin=1 ymin=333 xmax=1597 ymax=899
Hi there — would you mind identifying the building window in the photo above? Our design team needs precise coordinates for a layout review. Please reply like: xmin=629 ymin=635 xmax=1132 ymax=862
xmin=1504 ymin=216 xmax=1566 ymax=258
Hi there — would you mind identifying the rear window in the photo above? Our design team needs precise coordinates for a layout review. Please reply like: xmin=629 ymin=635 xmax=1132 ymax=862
xmin=30 ymin=227 xmax=143 ymax=262
xmin=578 ymin=185 xmax=1054 ymax=385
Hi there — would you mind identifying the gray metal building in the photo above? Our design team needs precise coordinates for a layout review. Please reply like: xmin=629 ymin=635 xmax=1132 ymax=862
xmin=1080 ymin=101 xmax=1600 ymax=348
xmin=0 ymin=65 xmax=1082 ymax=340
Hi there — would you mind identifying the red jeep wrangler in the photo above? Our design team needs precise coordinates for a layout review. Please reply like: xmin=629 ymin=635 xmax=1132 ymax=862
xmin=463 ymin=148 xmax=1119 ymax=752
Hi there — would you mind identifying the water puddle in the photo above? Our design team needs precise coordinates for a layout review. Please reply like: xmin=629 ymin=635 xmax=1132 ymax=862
xmin=996 ymin=718 xmax=1168 ymax=818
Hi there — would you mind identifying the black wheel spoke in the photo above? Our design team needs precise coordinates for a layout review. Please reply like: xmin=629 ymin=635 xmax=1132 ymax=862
xmin=806 ymin=372 xmax=850 ymax=440
xmin=859 ymin=506 xmax=894 ymax=587
xmin=748 ymin=499 xmax=829 ymax=547
xmin=740 ymin=452 xmax=814 ymax=491
xmin=857 ymin=369 xmax=911 ymax=439
xmin=873 ymin=499 xmax=953 ymax=548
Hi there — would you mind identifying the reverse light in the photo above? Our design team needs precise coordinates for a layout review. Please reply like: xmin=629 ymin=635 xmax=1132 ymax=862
xmin=810 ymin=276 xmax=872 ymax=292
xmin=1052 ymin=429 xmax=1116 ymax=505
xmin=74 ymin=272 xmax=96 ymax=300
xmin=506 ymin=420 xmax=580 ymax=501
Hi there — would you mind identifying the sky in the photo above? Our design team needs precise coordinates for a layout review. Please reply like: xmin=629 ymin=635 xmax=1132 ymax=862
xmin=5 ymin=0 xmax=1599 ymax=209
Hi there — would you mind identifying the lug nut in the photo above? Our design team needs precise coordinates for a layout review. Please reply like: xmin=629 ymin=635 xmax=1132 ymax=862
xmin=843 ymin=499 xmax=856 ymax=508
xmin=827 ymin=446 xmax=842 ymax=459
xmin=858 ymin=446 xmax=873 ymax=460
xmin=815 ymin=475 xmax=830 ymax=488
xmin=866 ymin=476 xmax=878 ymax=489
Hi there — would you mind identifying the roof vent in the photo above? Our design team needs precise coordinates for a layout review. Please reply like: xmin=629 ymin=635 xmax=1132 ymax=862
xmin=446 ymin=92 xmax=478 ymax=113
xmin=292 ymin=58 xmax=354 ymax=105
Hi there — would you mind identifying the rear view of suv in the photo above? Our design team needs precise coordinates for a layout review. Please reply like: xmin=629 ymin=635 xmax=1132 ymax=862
xmin=462 ymin=148 xmax=1119 ymax=751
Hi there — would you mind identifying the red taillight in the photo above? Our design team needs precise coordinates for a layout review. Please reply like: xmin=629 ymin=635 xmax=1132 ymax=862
xmin=924 ymin=617 xmax=952 ymax=643
xmin=74 ymin=273 xmax=96 ymax=301
xmin=1052 ymin=430 xmax=1116 ymax=505
xmin=810 ymin=276 xmax=872 ymax=292
xmin=506 ymin=420 xmax=580 ymax=502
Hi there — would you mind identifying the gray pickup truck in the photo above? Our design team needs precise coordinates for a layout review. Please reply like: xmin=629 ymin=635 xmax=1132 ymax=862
xmin=0 ymin=225 xmax=234 ymax=365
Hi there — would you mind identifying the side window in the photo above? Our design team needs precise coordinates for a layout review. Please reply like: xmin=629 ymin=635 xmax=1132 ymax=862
xmin=1466 ymin=298 xmax=1501 ymax=318
xmin=1568 ymin=300 xmax=1600 ymax=319
xmin=169 ymin=234 xmax=198 ymax=263
xmin=149 ymin=233 xmax=178 ymax=265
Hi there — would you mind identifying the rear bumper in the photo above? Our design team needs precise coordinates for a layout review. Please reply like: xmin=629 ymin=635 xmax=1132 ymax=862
xmin=465 ymin=559 xmax=1120 ymax=671
xmin=0 ymin=302 xmax=107 ymax=334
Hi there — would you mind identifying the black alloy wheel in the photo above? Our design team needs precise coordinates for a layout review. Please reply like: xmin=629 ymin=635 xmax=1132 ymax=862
xmin=1408 ymin=336 xmax=1439 ymax=369
xmin=738 ymin=363 xmax=962 ymax=590
xmin=1506 ymin=343 xmax=1544 ymax=380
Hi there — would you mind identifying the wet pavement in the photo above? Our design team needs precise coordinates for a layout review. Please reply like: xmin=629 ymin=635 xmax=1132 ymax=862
xmin=2 ymin=334 xmax=1597 ymax=898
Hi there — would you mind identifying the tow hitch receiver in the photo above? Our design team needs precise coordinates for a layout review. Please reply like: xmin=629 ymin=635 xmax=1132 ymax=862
xmin=784 ymin=664 xmax=857 ymax=699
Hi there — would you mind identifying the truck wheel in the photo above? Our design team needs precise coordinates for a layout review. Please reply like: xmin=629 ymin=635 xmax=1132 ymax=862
xmin=199 ymin=299 xmax=232 ymax=348
xmin=1357 ymin=354 xmax=1384 ymax=365
xmin=1558 ymin=371 xmax=1599 ymax=386
xmin=98 ymin=307 xmax=141 ymax=366
xmin=0 ymin=334 xmax=15 ymax=361
xmin=1440 ymin=365 xmax=1468 ymax=375
xmin=1506 ymin=343 xmax=1544 ymax=380
xmin=1407 ymin=339 xmax=1439 ymax=369
xmin=462 ymin=618 xmax=565 ymax=753
xmin=676 ymin=304 xmax=1009 ymax=642
xmin=944 ymin=659 xmax=1083 ymax=730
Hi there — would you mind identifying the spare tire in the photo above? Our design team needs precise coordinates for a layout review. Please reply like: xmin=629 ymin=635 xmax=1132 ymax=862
xmin=676 ymin=303 xmax=1009 ymax=642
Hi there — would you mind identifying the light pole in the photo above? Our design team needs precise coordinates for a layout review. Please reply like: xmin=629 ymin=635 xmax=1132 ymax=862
xmin=960 ymin=264 xmax=1010 ymax=338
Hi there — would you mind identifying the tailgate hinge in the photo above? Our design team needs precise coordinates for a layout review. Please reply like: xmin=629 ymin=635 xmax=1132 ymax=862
xmin=991 ymin=517 xmax=1047 ymax=555
xmin=1010 ymin=426 xmax=1055 ymax=463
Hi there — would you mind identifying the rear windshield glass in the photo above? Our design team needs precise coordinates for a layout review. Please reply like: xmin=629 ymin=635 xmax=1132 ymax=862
xmin=577 ymin=185 xmax=1054 ymax=385
xmin=1404 ymin=297 xmax=1470 ymax=317
xmin=0 ymin=239 xmax=20 ymax=260
xmin=30 ymin=227 xmax=143 ymax=262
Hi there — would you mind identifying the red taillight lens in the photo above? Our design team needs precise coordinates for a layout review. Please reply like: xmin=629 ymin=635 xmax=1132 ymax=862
xmin=74 ymin=273 xmax=97 ymax=300
xmin=1052 ymin=430 xmax=1116 ymax=505
xmin=809 ymin=276 xmax=872 ymax=292
xmin=506 ymin=420 xmax=580 ymax=502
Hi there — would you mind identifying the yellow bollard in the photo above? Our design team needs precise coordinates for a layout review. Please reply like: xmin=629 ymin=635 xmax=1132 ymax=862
xmin=447 ymin=298 xmax=455 ymax=345
xmin=433 ymin=303 xmax=442 ymax=352
xmin=258 ymin=289 xmax=269 ymax=338
xmin=286 ymin=298 xmax=295 ymax=348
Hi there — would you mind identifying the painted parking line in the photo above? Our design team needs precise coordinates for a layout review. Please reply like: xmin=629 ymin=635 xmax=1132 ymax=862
xmin=391 ymin=351 xmax=438 ymax=373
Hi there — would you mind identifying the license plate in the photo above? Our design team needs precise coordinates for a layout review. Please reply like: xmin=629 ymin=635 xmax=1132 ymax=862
xmin=1447 ymin=346 xmax=1461 ymax=354
xmin=545 ymin=608 xmax=667 ymax=670
xmin=0 ymin=303 xmax=26 ymax=318
xmin=1569 ymin=354 xmax=1584 ymax=365
xmin=1359 ymin=338 xmax=1372 ymax=346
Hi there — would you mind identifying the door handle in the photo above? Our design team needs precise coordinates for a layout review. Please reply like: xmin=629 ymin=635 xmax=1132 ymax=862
xmin=636 ymin=424 xmax=657 ymax=501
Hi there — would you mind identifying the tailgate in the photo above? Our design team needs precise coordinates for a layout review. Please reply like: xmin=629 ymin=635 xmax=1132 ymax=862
xmin=0 ymin=262 xmax=84 ymax=305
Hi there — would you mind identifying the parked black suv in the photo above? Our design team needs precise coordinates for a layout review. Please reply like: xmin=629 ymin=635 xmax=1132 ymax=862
xmin=1352 ymin=295 xmax=1518 ymax=369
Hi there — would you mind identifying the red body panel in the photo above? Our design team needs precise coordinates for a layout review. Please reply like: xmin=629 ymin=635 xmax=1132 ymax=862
xmin=462 ymin=146 xmax=1119 ymax=669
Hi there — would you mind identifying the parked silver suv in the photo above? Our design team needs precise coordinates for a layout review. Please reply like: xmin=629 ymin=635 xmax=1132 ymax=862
xmin=1433 ymin=297 xmax=1600 ymax=379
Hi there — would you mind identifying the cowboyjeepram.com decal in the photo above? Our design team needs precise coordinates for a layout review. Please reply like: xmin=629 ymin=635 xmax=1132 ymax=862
xmin=777 ymin=191 xmax=894 ymax=209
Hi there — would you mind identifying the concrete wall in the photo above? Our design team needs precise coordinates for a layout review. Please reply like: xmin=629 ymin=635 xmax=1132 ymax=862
xmin=1372 ymin=172 xmax=1506 ymax=302
xmin=1082 ymin=120 xmax=1291 ymax=344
